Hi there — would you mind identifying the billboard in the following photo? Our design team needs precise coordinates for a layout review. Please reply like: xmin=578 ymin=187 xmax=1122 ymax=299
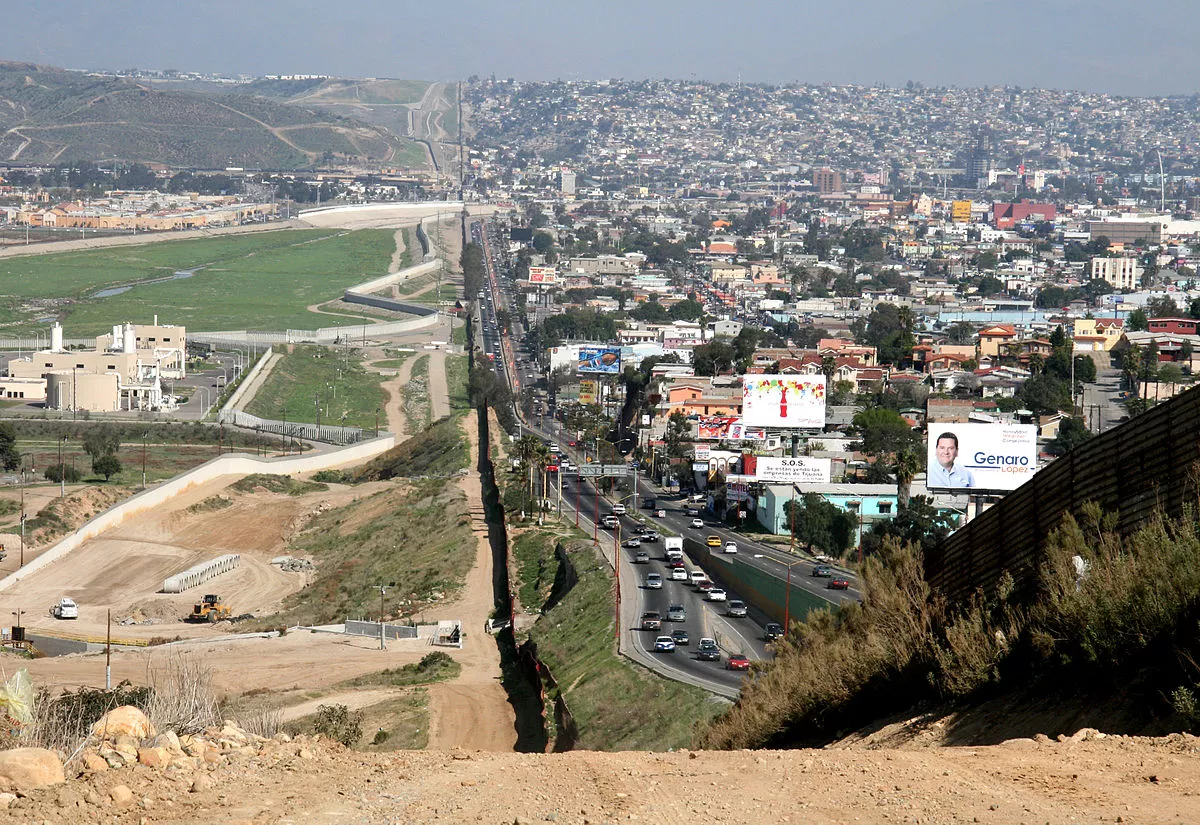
xmin=926 ymin=423 xmax=1038 ymax=491
xmin=697 ymin=416 xmax=738 ymax=439
xmin=578 ymin=347 xmax=621 ymax=374
xmin=727 ymin=421 xmax=766 ymax=441
xmin=741 ymin=376 xmax=827 ymax=428
xmin=578 ymin=379 xmax=599 ymax=405
xmin=528 ymin=266 xmax=557 ymax=284
xmin=756 ymin=456 xmax=832 ymax=485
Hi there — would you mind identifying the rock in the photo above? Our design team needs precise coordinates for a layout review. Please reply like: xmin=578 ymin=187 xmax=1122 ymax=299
xmin=297 ymin=748 xmax=314 ymax=760
xmin=0 ymin=792 xmax=15 ymax=809
xmin=191 ymin=774 xmax=214 ymax=793
xmin=92 ymin=706 xmax=156 ymax=740
xmin=110 ymin=784 xmax=134 ymax=804
xmin=138 ymin=747 xmax=172 ymax=769
xmin=169 ymin=756 xmax=201 ymax=771
xmin=1071 ymin=728 xmax=1101 ymax=742
xmin=0 ymin=748 xmax=66 ymax=791
xmin=84 ymin=789 xmax=103 ymax=806
xmin=154 ymin=731 xmax=183 ymax=754
xmin=274 ymin=733 xmax=292 ymax=743
xmin=80 ymin=751 xmax=109 ymax=773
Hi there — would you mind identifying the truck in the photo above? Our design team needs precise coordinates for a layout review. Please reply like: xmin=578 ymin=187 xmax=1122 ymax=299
xmin=664 ymin=536 xmax=684 ymax=562
xmin=50 ymin=597 xmax=79 ymax=619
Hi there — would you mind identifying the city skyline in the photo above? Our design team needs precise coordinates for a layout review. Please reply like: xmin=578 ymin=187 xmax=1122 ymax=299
xmin=2 ymin=0 xmax=1199 ymax=97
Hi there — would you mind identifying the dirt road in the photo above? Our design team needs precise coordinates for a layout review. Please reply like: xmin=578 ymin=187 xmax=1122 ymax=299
xmin=420 ymin=409 xmax=516 ymax=751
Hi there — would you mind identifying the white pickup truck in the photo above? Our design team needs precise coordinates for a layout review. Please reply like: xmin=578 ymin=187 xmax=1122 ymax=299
xmin=50 ymin=598 xmax=79 ymax=619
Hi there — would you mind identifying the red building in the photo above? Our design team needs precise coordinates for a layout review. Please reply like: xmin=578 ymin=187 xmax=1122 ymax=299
xmin=1146 ymin=317 xmax=1199 ymax=335
xmin=993 ymin=201 xmax=1056 ymax=229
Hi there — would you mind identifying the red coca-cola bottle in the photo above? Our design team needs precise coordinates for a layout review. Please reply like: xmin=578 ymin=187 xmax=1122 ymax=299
xmin=779 ymin=384 xmax=788 ymax=419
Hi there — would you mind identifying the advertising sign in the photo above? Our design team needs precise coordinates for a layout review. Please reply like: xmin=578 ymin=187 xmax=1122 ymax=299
xmin=925 ymin=423 xmax=1038 ymax=491
xmin=741 ymin=376 xmax=826 ymax=428
xmin=694 ymin=445 xmax=711 ymax=461
xmin=578 ymin=379 xmax=599 ymax=405
xmin=755 ymin=456 xmax=832 ymax=485
xmin=727 ymin=421 xmax=766 ymax=441
xmin=528 ymin=266 xmax=557 ymax=284
xmin=578 ymin=347 xmax=621 ymax=374
xmin=697 ymin=416 xmax=738 ymax=439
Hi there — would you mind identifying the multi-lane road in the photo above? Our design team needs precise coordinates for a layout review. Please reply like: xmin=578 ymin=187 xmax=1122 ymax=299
xmin=470 ymin=218 xmax=861 ymax=696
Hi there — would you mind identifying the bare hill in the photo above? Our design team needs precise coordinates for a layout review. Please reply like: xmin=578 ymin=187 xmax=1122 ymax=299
xmin=0 ymin=62 xmax=408 ymax=169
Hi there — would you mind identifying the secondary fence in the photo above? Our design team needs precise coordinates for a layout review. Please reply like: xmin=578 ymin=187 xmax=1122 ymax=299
xmin=161 ymin=553 xmax=241 ymax=593
xmin=216 ymin=408 xmax=365 ymax=445
xmin=927 ymin=384 xmax=1200 ymax=604
xmin=344 ymin=620 xmax=419 ymax=641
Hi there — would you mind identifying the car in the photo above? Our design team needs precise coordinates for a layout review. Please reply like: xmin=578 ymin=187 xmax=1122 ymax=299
xmin=549 ymin=444 xmax=560 ymax=453
xmin=653 ymin=635 xmax=676 ymax=653
xmin=655 ymin=509 xmax=667 ymax=518
xmin=726 ymin=654 xmax=751 ymax=671
xmin=724 ymin=541 xmax=738 ymax=554
xmin=690 ymin=518 xmax=704 ymax=529
xmin=639 ymin=531 xmax=660 ymax=542
xmin=726 ymin=600 xmax=748 ymax=618
xmin=634 ymin=550 xmax=650 ymax=564
xmin=601 ymin=515 xmax=619 ymax=529
xmin=828 ymin=578 xmax=851 ymax=590
xmin=685 ymin=507 xmax=700 ymax=516
xmin=689 ymin=570 xmax=707 ymax=586
xmin=706 ymin=535 xmax=721 ymax=548
xmin=611 ymin=503 xmax=626 ymax=516
xmin=696 ymin=638 xmax=721 ymax=661
xmin=623 ymin=537 xmax=642 ymax=548
xmin=567 ymin=440 xmax=577 ymax=447
xmin=811 ymin=564 xmax=833 ymax=578
xmin=763 ymin=622 xmax=784 ymax=642
xmin=666 ymin=604 xmax=687 ymax=622
xmin=645 ymin=573 xmax=663 ymax=589
xmin=669 ymin=567 xmax=688 ymax=581
xmin=666 ymin=558 xmax=685 ymax=569
xmin=706 ymin=588 xmax=727 ymax=602
xmin=696 ymin=580 xmax=716 ymax=593
xmin=671 ymin=629 xmax=690 ymax=646
xmin=640 ymin=611 xmax=662 ymax=630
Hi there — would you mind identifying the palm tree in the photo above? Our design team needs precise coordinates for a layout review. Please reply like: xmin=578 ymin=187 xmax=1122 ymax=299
xmin=511 ymin=435 xmax=544 ymax=514
xmin=894 ymin=449 xmax=922 ymax=509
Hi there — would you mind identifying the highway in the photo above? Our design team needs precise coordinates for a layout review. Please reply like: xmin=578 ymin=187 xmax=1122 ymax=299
xmin=470 ymin=217 xmax=861 ymax=697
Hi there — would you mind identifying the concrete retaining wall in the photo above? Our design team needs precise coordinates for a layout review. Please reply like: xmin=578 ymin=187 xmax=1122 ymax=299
xmin=683 ymin=537 xmax=830 ymax=626
xmin=0 ymin=434 xmax=395 ymax=592
xmin=344 ymin=620 xmax=420 ymax=640
xmin=220 ymin=346 xmax=274 ymax=415
xmin=351 ymin=259 xmax=440 ymax=296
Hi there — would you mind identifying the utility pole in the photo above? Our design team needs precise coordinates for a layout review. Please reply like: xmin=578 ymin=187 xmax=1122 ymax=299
xmin=377 ymin=585 xmax=387 ymax=651
xmin=106 ymin=609 xmax=112 ymax=689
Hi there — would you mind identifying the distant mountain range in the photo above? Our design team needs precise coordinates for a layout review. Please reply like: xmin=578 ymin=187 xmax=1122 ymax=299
xmin=0 ymin=61 xmax=434 ymax=170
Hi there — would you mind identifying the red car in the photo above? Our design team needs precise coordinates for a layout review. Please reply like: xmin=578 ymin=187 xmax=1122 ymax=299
xmin=666 ymin=559 xmax=685 ymax=569
xmin=828 ymin=578 xmax=850 ymax=590
xmin=726 ymin=654 xmax=751 ymax=671
xmin=695 ymin=580 xmax=716 ymax=593
xmin=567 ymin=440 xmax=577 ymax=447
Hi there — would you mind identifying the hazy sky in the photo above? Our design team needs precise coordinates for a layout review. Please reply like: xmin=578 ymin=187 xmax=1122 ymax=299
xmin=2 ymin=0 xmax=1197 ymax=96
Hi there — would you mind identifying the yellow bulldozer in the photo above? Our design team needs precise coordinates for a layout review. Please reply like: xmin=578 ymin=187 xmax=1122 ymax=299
xmin=185 ymin=594 xmax=232 ymax=624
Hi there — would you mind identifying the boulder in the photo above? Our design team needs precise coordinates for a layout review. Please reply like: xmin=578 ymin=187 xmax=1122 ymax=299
xmin=80 ymin=751 xmax=109 ymax=774
xmin=137 ymin=747 xmax=171 ymax=769
xmin=92 ymin=706 xmax=156 ymax=740
xmin=109 ymin=784 xmax=134 ymax=804
xmin=0 ymin=748 xmax=66 ymax=791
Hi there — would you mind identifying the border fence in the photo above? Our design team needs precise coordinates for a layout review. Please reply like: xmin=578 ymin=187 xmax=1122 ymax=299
xmin=927 ymin=385 xmax=1200 ymax=603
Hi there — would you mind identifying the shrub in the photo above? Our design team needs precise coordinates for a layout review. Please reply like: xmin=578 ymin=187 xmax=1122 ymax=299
xmin=311 ymin=703 xmax=362 ymax=747
xmin=44 ymin=463 xmax=82 ymax=483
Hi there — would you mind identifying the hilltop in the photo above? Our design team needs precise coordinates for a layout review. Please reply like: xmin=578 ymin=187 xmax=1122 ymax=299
xmin=0 ymin=62 xmax=414 ymax=169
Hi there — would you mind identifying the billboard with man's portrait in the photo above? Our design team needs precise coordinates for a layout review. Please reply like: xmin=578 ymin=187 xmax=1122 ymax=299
xmin=925 ymin=423 xmax=1038 ymax=491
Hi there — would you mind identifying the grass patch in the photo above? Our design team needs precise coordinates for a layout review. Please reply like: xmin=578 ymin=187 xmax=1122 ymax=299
xmin=261 ymin=477 xmax=474 ymax=626
xmin=446 ymin=355 xmax=469 ymax=413
xmin=451 ymin=322 xmax=467 ymax=347
xmin=229 ymin=473 xmax=328 ymax=496
xmin=402 ymin=355 xmax=431 ymax=432
xmin=394 ymin=273 xmax=435 ymax=296
xmin=244 ymin=344 xmax=388 ymax=430
xmin=187 ymin=494 xmax=233 ymax=514
xmin=513 ymin=529 xmax=561 ymax=613
xmin=342 ymin=652 xmax=461 ymax=687
xmin=371 ymin=358 xmax=410 ymax=369
xmin=352 ymin=416 xmax=468 ymax=481
xmin=0 ymin=229 xmax=397 ymax=334
xmin=356 ymin=690 xmax=430 ymax=751
xmin=524 ymin=536 xmax=723 ymax=750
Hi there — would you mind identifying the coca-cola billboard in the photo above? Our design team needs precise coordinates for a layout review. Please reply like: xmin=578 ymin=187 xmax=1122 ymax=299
xmin=740 ymin=376 xmax=826 ymax=429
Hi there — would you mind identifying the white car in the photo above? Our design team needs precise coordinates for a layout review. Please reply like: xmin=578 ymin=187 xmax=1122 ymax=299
xmin=645 ymin=573 xmax=663 ymax=589
xmin=724 ymin=541 xmax=738 ymax=554
xmin=670 ymin=567 xmax=688 ymax=581
xmin=706 ymin=588 xmax=727 ymax=602
xmin=690 ymin=518 xmax=704 ymax=529
xmin=689 ymin=570 xmax=707 ymax=586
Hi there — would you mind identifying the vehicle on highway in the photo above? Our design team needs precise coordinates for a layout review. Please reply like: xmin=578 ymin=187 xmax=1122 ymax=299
xmin=812 ymin=564 xmax=833 ymax=577
xmin=706 ymin=535 xmax=721 ymax=547
xmin=665 ymin=538 xmax=684 ymax=560
xmin=601 ymin=515 xmax=619 ymax=529
xmin=726 ymin=654 xmax=751 ymax=671
xmin=655 ymin=509 xmax=667 ymax=518
xmin=685 ymin=507 xmax=700 ymax=516
xmin=638 ymin=531 xmax=660 ymax=542
xmin=645 ymin=573 xmax=663 ymax=589
xmin=724 ymin=541 xmax=738 ymax=554
xmin=669 ymin=566 xmax=688 ymax=581
xmin=611 ymin=503 xmax=626 ymax=515
xmin=634 ymin=550 xmax=650 ymax=564
xmin=689 ymin=570 xmax=707 ymax=586
xmin=726 ymin=600 xmax=748 ymax=618
xmin=653 ymin=635 xmax=676 ymax=653
xmin=763 ymin=622 xmax=784 ymax=642
xmin=706 ymin=588 xmax=728 ymax=602
xmin=696 ymin=638 xmax=721 ymax=661
xmin=623 ymin=537 xmax=642 ymax=548
xmin=666 ymin=604 xmax=686 ymax=622
xmin=641 ymin=611 xmax=662 ymax=630
xmin=696 ymin=579 xmax=715 ymax=593
xmin=690 ymin=518 xmax=704 ymax=529
xmin=643 ymin=497 xmax=656 ymax=509
xmin=666 ymin=558 xmax=685 ymax=569
xmin=828 ymin=578 xmax=851 ymax=590
xmin=671 ymin=629 xmax=690 ymax=646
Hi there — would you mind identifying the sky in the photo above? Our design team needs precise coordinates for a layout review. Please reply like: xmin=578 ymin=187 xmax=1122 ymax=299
xmin=1 ymin=0 xmax=1197 ymax=97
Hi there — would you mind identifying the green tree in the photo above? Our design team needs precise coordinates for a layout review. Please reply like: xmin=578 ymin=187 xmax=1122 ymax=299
xmin=44 ymin=464 xmax=82 ymax=483
xmin=1047 ymin=417 xmax=1092 ymax=456
xmin=893 ymin=449 xmax=923 ymax=509
xmin=852 ymin=407 xmax=919 ymax=455
xmin=83 ymin=427 xmax=121 ymax=463
xmin=1019 ymin=374 xmax=1073 ymax=415
xmin=664 ymin=410 xmax=690 ymax=458
xmin=1127 ymin=308 xmax=1149 ymax=331
xmin=692 ymin=342 xmax=735 ymax=376
xmin=1147 ymin=295 xmax=1180 ymax=318
xmin=668 ymin=298 xmax=705 ymax=322
xmin=93 ymin=454 xmax=122 ymax=481
xmin=0 ymin=422 xmax=19 ymax=471
xmin=859 ymin=495 xmax=955 ymax=558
